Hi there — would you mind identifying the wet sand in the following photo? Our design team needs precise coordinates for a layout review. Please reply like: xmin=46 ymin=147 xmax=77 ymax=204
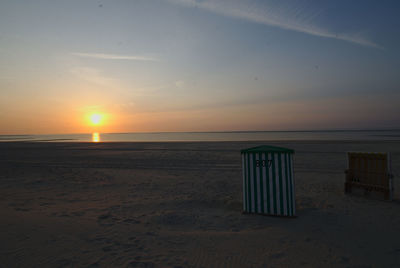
xmin=0 ymin=141 xmax=400 ymax=267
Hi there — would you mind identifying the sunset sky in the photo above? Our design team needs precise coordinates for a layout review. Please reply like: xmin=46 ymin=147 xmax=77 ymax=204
xmin=1 ymin=0 xmax=399 ymax=134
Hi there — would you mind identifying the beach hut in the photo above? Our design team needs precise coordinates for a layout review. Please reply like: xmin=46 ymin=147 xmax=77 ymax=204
xmin=241 ymin=145 xmax=296 ymax=217
xmin=345 ymin=152 xmax=393 ymax=200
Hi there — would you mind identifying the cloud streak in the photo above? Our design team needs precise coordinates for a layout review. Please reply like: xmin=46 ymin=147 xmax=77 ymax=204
xmin=69 ymin=66 xmax=119 ymax=86
xmin=168 ymin=0 xmax=380 ymax=48
xmin=71 ymin=52 xmax=158 ymax=61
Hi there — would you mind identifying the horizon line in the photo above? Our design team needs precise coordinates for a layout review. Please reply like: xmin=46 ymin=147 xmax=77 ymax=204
xmin=1 ymin=128 xmax=400 ymax=136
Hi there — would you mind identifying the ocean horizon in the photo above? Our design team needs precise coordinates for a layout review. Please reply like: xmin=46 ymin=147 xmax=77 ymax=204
xmin=1 ymin=129 xmax=400 ymax=142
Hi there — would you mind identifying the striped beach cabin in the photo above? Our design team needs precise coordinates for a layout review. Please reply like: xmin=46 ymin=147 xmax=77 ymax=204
xmin=241 ymin=145 xmax=296 ymax=217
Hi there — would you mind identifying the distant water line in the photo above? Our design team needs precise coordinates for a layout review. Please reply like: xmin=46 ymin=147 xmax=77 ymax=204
xmin=1 ymin=130 xmax=400 ymax=142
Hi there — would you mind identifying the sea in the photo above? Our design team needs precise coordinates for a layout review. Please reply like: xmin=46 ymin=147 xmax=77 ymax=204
xmin=1 ymin=130 xmax=400 ymax=142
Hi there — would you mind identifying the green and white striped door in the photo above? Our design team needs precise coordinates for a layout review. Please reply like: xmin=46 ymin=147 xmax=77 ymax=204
xmin=241 ymin=146 xmax=296 ymax=217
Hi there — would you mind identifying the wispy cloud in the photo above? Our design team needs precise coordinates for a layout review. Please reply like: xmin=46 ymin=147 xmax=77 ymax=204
xmin=175 ymin=80 xmax=185 ymax=88
xmin=168 ymin=0 xmax=380 ymax=48
xmin=71 ymin=52 xmax=158 ymax=61
xmin=70 ymin=66 xmax=119 ymax=86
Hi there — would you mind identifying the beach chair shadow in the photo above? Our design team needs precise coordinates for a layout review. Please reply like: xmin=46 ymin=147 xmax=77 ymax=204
xmin=345 ymin=152 xmax=394 ymax=201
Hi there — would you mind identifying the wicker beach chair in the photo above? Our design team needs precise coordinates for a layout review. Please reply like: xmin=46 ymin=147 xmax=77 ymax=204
xmin=345 ymin=152 xmax=394 ymax=200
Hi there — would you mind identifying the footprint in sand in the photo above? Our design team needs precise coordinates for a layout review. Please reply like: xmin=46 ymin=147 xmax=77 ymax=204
xmin=128 ymin=261 xmax=155 ymax=268
xmin=97 ymin=213 xmax=119 ymax=226
xmin=270 ymin=252 xmax=286 ymax=259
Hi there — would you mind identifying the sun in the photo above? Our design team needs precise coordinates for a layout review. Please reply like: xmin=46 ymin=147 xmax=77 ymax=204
xmin=89 ymin=113 xmax=103 ymax=126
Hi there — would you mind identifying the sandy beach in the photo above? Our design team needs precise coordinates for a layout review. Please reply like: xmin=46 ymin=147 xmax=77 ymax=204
xmin=0 ymin=140 xmax=399 ymax=267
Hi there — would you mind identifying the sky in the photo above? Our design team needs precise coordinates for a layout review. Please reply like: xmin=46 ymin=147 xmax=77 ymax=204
xmin=0 ymin=0 xmax=399 ymax=134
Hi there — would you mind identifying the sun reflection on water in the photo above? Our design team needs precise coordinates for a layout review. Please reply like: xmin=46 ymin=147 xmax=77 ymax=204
xmin=92 ymin=132 xmax=100 ymax=142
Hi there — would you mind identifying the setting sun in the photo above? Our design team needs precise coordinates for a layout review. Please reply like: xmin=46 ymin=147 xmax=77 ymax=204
xmin=89 ymin=113 xmax=103 ymax=126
